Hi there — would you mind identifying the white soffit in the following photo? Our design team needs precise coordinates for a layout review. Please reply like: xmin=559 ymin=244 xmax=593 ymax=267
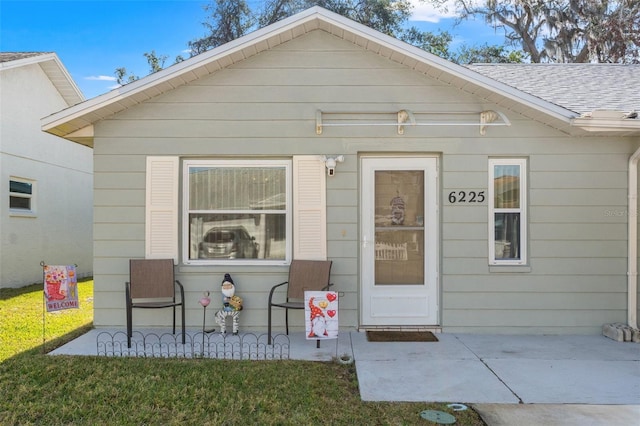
xmin=1 ymin=52 xmax=84 ymax=107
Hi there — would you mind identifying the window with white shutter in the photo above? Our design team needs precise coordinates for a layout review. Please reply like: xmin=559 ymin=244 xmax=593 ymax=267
xmin=182 ymin=159 xmax=292 ymax=265
xmin=148 ymin=156 xmax=327 ymax=266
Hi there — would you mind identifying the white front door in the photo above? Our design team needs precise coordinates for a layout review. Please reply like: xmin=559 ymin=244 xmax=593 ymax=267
xmin=361 ymin=156 xmax=439 ymax=326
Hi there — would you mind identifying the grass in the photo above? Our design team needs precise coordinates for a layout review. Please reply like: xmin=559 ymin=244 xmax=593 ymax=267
xmin=0 ymin=279 xmax=94 ymax=361
xmin=0 ymin=281 xmax=485 ymax=425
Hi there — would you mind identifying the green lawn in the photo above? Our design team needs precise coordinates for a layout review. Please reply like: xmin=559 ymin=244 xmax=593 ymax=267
xmin=0 ymin=281 xmax=485 ymax=425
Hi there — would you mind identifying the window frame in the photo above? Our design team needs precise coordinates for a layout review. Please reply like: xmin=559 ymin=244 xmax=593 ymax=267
xmin=9 ymin=177 xmax=36 ymax=217
xmin=182 ymin=159 xmax=292 ymax=266
xmin=488 ymin=158 xmax=527 ymax=265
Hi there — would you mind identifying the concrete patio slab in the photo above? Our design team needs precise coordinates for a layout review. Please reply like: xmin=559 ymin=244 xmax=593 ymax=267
xmin=474 ymin=404 xmax=640 ymax=426
xmin=457 ymin=334 xmax=640 ymax=361
xmin=48 ymin=328 xmax=347 ymax=362
xmin=49 ymin=328 xmax=640 ymax=411
xmin=355 ymin=358 xmax=520 ymax=402
xmin=485 ymin=359 xmax=640 ymax=404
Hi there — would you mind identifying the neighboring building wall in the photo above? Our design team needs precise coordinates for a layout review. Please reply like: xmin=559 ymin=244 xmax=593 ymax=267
xmin=0 ymin=62 xmax=93 ymax=288
xmin=91 ymin=30 xmax=633 ymax=334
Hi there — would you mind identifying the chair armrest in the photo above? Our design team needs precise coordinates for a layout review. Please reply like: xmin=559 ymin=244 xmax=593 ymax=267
xmin=268 ymin=281 xmax=289 ymax=304
xmin=322 ymin=282 xmax=334 ymax=291
xmin=175 ymin=280 xmax=185 ymax=303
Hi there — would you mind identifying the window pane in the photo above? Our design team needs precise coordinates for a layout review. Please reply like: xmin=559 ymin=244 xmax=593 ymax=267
xmin=189 ymin=213 xmax=286 ymax=260
xmin=10 ymin=196 xmax=31 ymax=210
xmin=494 ymin=165 xmax=520 ymax=208
xmin=10 ymin=180 xmax=32 ymax=195
xmin=189 ymin=167 xmax=286 ymax=210
xmin=374 ymin=170 xmax=424 ymax=226
xmin=375 ymin=230 xmax=424 ymax=285
xmin=494 ymin=213 xmax=520 ymax=260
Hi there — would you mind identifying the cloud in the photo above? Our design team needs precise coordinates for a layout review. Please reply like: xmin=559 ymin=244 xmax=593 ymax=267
xmin=409 ymin=0 xmax=460 ymax=23
xmin=85 ymin=75 xmax=117 ymax=81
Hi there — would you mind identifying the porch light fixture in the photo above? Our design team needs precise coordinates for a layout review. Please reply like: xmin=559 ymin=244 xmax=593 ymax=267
xmin=321 ymin=155 xmax=344 ymax=176
xmin=315 ymin=109 xmax=511 ymax=135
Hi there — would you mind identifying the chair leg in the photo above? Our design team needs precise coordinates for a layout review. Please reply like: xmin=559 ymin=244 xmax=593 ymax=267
xmin=268 ymin=305 xmax=273 ymax=345
xmin=180 ymin=303 xmax=186 ymax=345
xmin=126 ymin=305 xmax=132 ymax=348
xmin=285 ymin=309 xmax=289 ymax=335
xmin=172 ymin=305 xmax=176 ymax=335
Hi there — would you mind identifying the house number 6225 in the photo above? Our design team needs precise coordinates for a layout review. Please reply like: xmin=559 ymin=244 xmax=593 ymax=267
xmin=448 ymin=191 xmax=485 ymax=203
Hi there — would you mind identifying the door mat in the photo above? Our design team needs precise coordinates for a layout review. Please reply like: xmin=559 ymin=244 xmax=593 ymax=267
xmin=366 ymin=331 xmax=438 ymax=342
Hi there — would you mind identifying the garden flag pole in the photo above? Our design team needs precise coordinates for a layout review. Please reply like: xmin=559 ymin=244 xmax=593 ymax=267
xmin=40 ymin=261 xmax=79 ymax=353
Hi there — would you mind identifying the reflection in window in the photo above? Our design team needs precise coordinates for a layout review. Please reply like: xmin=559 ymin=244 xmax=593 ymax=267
xmin=10 ymin=178 xmax=34 ymax=211
xmin=374 ymin=170 xmax=425 ymax=285
xmin=185 ymin=161 xmax=290 ymax=262
xmin=490 ymin=160 xmax=526 ymax=264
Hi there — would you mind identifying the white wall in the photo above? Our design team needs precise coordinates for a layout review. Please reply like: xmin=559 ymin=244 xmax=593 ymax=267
xmin=0 ymin=62 xmax=93 ymax=288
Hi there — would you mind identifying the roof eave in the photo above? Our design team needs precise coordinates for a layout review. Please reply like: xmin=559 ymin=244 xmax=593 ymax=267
xmin=42 ymin=6 xmax=581 ymax=140
xmin=571 ymin=117 xmax=640 ymax=135
xmin=2 ymin=53 xmax=85 ymax=107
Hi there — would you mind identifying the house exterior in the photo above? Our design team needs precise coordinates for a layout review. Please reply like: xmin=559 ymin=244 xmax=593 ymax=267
xmin=1 ymin=52 xmax=93 ymax=289
xmin=42 ymin=8 xmax=639 ymax=334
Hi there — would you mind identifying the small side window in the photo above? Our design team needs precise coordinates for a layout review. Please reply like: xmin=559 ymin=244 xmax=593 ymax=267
xmin=488 ymin=159 xmax=527 ymax=265
xmin=10 ymin=177 xmax=36 ymax=216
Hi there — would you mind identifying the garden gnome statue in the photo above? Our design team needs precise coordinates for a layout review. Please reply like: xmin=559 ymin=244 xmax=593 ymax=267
xmin=216 ymin=273 xmax=243 ymax=334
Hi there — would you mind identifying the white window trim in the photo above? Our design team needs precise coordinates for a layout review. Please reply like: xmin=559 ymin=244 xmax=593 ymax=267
xmin=488 ymin=158 xmax=527 ymax=265
xmin=9 ymin=177 xmax=37 ymax=217
xmin=182 ymin=159 xmax=292 ymax=266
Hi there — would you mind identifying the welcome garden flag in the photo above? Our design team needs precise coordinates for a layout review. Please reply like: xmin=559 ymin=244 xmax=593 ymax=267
xmin=304 ymin=291 xmax=338 ymax=340
xmin=44 ymin=265 xmax=79 ymax=312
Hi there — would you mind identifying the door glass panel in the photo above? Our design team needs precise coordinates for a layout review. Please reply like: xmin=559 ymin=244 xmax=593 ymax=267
xmin=374 ymin=170 xmax=424 ymax=285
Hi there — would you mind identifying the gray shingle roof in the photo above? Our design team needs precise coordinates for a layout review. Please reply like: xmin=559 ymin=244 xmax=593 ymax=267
xmin=466 ymin=63 xmax=640 ymax=115
xmin=0 ymin=52 xmax=52 ymax=63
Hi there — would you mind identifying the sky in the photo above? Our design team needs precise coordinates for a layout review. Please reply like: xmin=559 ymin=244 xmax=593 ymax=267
xmin=1 ymin=0 xmax=505 ymax=99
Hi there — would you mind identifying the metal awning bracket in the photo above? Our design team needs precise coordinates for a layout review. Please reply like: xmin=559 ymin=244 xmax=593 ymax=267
xmin=316 ymin=110 xmax=323 ymax=135
xmin=397 ymin=109 xmax=415 ymax=135
xmin=315 ymin=109 xmax=510 ymax=135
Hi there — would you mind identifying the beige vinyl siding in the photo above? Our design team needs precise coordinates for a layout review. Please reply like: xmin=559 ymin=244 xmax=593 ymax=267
xmin=91 ymin=29 xmax=636 ymax=333
xmin=442 ymin=148 xmax=632 ymax=333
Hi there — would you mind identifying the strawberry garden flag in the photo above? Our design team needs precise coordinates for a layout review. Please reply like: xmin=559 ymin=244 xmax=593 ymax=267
xmin=44 ymin=265 xmax=79 ymax=312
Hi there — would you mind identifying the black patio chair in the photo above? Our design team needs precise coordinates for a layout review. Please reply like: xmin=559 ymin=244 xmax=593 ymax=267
xmin=267 ymin=259 xmax=333 ymax=347
xmin=125 ymin=259 xmax=185 ymax=348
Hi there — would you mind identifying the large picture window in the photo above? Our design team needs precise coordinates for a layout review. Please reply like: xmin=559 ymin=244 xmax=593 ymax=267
xmin=489 ymin=158 xmax=527 ymax=265
xmin=183 ymin=160 xmax=291 ymax=264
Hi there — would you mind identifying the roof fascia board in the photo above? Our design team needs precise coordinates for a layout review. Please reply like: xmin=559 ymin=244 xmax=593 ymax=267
xmin=1 ymin=52 xmax=84 ymax=106
xmin=0 ymin=52 xmax=54 ymax=70
xmin=572 ymin=117 xmax=640 ymax=133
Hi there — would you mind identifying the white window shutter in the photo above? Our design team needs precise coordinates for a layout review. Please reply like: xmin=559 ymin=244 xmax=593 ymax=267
xmin=145 ymin=156 xmax=179 ymax=262
xmin=293 ymin=156 xmax=327 ymax=260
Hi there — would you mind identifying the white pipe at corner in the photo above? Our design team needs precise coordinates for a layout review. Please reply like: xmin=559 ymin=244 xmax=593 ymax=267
xmin=627 ymin=146 xmax=640 ymax=329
